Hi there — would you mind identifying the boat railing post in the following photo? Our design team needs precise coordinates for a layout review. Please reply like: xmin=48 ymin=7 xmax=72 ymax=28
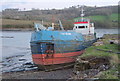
xmin=88 ymin=19 xmax=91 ymax=34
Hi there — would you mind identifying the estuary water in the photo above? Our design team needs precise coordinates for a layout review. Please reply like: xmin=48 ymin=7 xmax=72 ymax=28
xmin=0 ymin=29 xmax=118 ymax=73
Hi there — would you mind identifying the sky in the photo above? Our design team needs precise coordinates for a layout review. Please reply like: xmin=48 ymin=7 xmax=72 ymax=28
xmin=0 ymin=0 xmax=119 ymax=11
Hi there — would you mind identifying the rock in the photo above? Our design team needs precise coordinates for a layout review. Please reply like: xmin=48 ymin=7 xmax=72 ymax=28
xmin=114 ymin=40 xmax=119 ymax=44
xmin=93 ymin=41 xmax=104 ymax=46
xmin=73 ymin=69 xmax=100 ymax=79
xmin=1 ymin=36 xmax=14 ymax=38
xmin=19 ymin=59 xmax=27 ymax=61
xmin=109 ymin=40 xmax=119 ymax=45
xmin=24 ymin=62 xmax=33 ymax=65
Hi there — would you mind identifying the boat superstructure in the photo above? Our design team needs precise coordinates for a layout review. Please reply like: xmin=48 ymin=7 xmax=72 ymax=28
xmin=73 ymin=7 xmax=94 ymax=35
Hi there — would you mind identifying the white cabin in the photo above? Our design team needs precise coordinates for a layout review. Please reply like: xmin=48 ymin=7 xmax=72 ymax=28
xmin=73 ymin=19 xmax=94 ymax=35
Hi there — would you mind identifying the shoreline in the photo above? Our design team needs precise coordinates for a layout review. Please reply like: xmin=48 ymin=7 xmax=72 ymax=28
xmin=0 ymin=28 xmax=119 ymax=34
xmin=1 ymin=34 xmax=119 ymax=80
xmin=0 ymin=28 xmax=118 ymax=32
xmin=0 ymin=29 xmax=33 ymax=31
xmin=2 ymin=68 xmax=74 ymax=79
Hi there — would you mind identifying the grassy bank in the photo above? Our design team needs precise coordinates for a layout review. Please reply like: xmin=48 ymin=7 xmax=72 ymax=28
xmin=74 ymin=13 xmax=118 ymax=21
xmin=73 ymin=34 xmax=120 ymax=79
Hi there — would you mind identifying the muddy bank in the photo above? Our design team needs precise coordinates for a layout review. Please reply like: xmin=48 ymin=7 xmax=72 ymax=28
xmin=71 ymin=56 xmax=111 ymax=79
xmin=2 ymin=68 xmax=73 ymax=79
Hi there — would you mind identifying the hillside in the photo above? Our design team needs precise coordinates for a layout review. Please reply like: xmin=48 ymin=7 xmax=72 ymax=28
xmin=1 ymin=5 xmax=118 ymax=30
xmin=74 ymin=13 xmax=118 ymax=21
xmin=74 ymin=13 xmax=118 ymax=28
xmin=1 ymin=19 xmax=55 ymax=30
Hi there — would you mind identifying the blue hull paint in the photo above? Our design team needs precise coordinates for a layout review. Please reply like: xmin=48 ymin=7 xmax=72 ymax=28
xmin=30 ymin=30 xmax=97 ymax=55
xmin=31 ymin=30 xmax=85 ymax=42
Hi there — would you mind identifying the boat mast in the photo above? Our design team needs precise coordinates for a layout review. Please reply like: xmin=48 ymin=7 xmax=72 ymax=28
xmin=41 ymin=20 xmax=43 ymax=25
xmin=52 ymin=15 xmax=54 ymax=28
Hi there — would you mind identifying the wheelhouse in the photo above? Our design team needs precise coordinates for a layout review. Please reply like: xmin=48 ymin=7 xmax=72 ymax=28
xmin=73 ymin=19 xmax=94 ymax=35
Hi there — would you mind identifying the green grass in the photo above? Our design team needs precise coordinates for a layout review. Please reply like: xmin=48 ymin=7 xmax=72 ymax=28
xmin=96 ymin=44 xmax=119 ymax=53
xmin=74 ymin=13 xmax=118 ymax=22
xmin=110 ymin=13 xmax=118 ymax=21
xmin=99 ymin=67 xmax=119 ymax=79
xmin=80 ymin=45 xmax=118 ymax=58
xmin=74 ymin=15 xmax=106 ymax=22
xmin=87 ymin=15 xmax=106 ymax=21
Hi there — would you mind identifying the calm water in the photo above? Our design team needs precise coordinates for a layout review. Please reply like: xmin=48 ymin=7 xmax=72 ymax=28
xmin=0 ymin=29 xmax=118 ymax=73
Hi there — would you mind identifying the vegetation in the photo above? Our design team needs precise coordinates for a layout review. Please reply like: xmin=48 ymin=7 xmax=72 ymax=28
xmin=2 ymin=19 xmax=35 ymax=25
xmin=1 ymin=19 xmax=54 ymax=30
xmin=76 ymin=34 xmax=120 ymax=79
xmin=74 ymin=13 xmax=118 ymax=28
xmin=1 ymin=5 xmax=118 ymax=30
xmin=80 ymin=44 xmax=119 ymax=58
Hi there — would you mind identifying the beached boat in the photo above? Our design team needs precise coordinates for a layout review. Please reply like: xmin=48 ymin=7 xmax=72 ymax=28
xmin=30 ymin=8 xmax=97 ymax=70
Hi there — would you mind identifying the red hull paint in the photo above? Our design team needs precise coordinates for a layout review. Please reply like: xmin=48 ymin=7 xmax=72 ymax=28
xmin=32 ymin=50 xmax=85 ymax=65
xmin=74 ymin=22 xmax=88 ymax=24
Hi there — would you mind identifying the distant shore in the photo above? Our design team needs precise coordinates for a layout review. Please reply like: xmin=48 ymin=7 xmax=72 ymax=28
xmin=1 ymin=28 xmax=119 ymax=31
xmin=1 ymin=28 xmax=33 ymax=31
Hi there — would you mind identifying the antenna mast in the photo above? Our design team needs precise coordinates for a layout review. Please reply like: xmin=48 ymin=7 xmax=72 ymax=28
xmin=81 ymin=6 xmax=84 ymax=21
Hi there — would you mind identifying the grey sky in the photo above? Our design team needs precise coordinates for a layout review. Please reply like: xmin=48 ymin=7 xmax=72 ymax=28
xmin=1 ymin=0 xmax=119 ymax=11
